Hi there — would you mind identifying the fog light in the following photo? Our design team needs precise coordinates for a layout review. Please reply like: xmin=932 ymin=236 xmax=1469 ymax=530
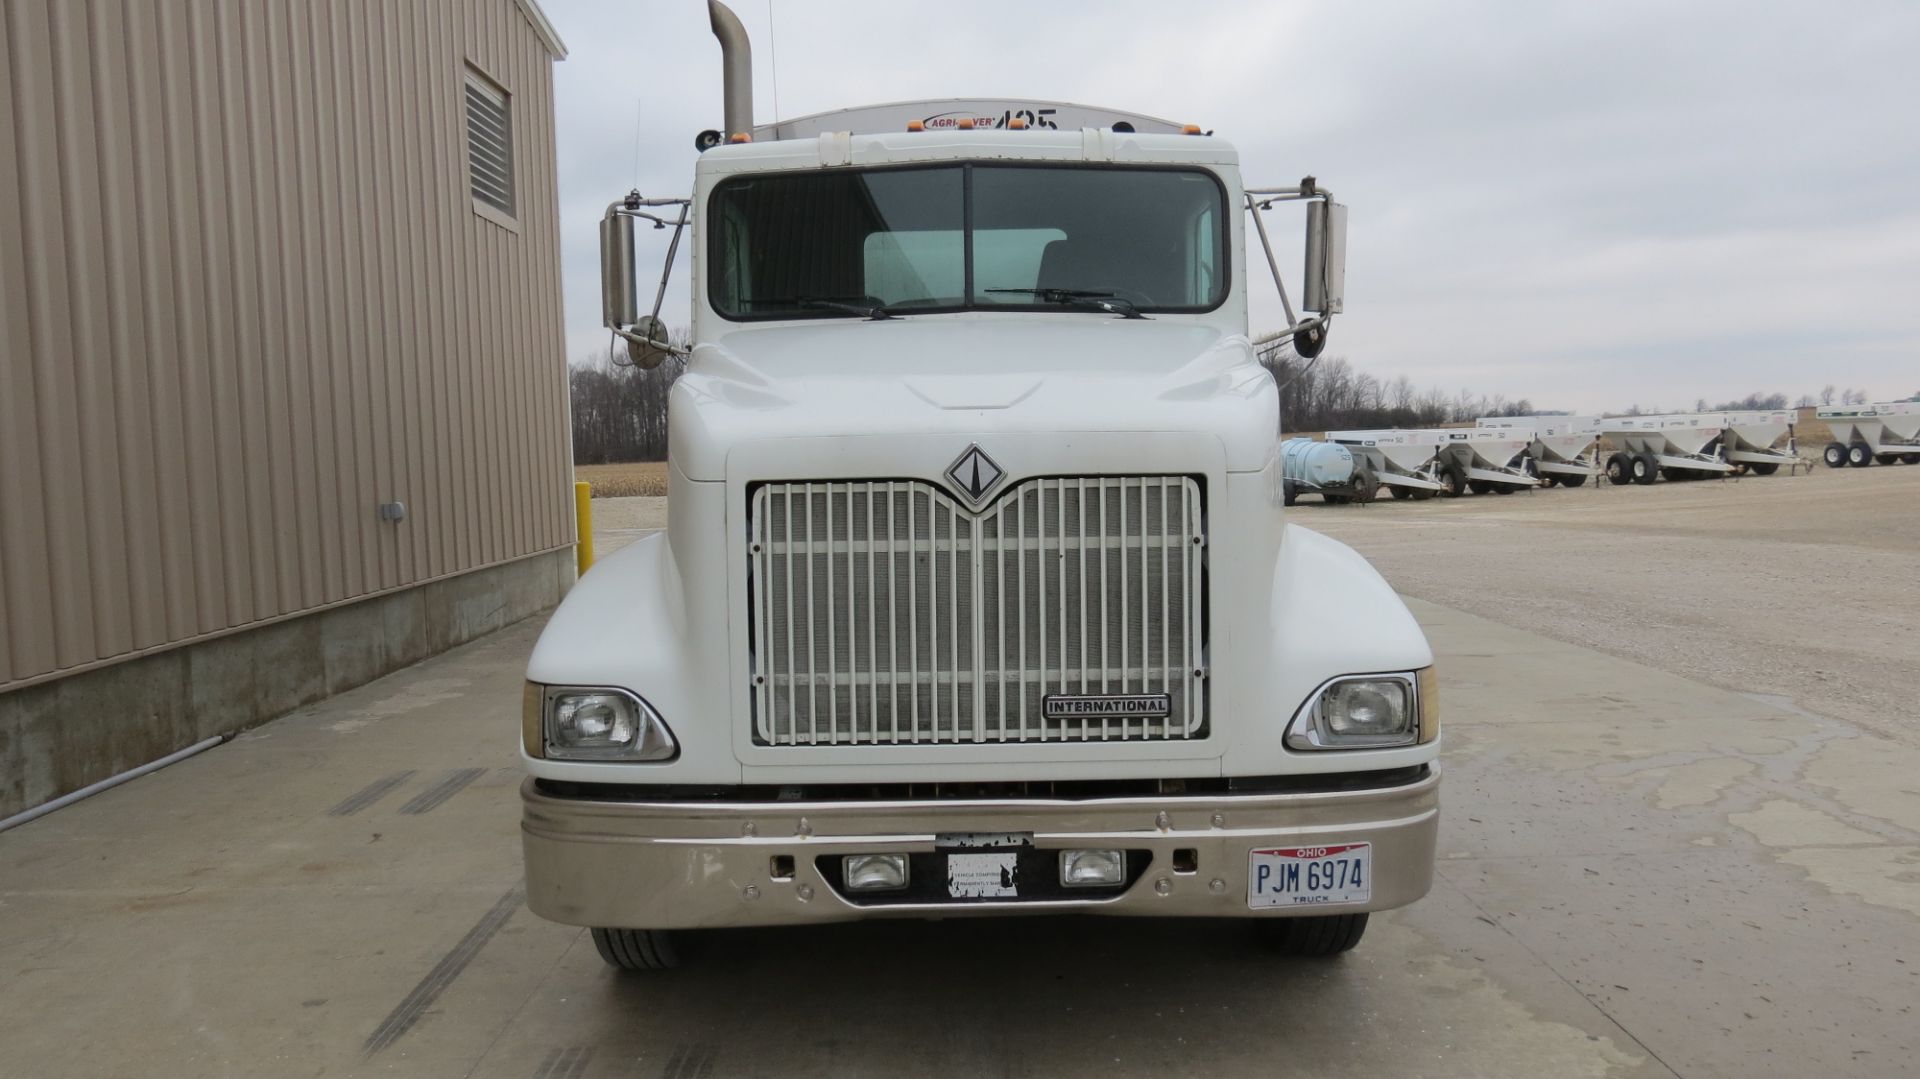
xmin=843 ymin=854 xmax=909 ymax=892
xmin=1060 ymin=849 xmax=1126 ymax=887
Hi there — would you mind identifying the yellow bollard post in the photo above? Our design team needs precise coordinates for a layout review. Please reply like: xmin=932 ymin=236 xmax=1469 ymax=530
xmin=574 ymin=481 xmax=595 ymax=576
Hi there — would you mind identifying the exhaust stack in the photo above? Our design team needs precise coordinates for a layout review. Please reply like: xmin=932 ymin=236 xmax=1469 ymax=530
xmin=708 ymin=0 xmax=753 ymax=139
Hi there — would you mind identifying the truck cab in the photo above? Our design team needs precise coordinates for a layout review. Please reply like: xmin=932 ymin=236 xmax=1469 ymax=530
xmin=520 ymin=1 xmax=1437 ymax=969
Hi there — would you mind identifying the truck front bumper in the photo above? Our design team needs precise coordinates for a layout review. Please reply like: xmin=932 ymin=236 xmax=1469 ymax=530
xmin=521 ymin=766 xmax=1438 ymax=928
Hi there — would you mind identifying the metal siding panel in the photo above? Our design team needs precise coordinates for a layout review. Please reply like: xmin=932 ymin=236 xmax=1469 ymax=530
xmin=11 ymin=1 xmax=100 ymax=668
xmin=120 ymin=2 xmax=199 ymax=642
xmin=154 ymin=1 xmax=227 ymax=634
xmin=84 ymin=4 xmax=169 ymax=653
xmin=238 ymin=1 xmax=303 ymax=615
xmin=0 ymin=0 xmax=570 ymax=691
xmin=52 ymin=2 xmax=141 ymax=661
xmin=0 ymin=3 xmax=57 ymax=683
xmin=187 ymin=3 xmax=258 ymax=625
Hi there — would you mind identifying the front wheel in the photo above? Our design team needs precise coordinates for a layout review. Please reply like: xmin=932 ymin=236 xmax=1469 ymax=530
xmin=592 ymin=927 xmax=692 ymax=971
xmin=1258 ymin=912 xmax=1370 ymax=956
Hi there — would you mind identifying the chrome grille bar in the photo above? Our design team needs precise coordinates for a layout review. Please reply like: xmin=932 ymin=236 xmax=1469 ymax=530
xmin=749 ymin=476 xmax=1205 ymax=746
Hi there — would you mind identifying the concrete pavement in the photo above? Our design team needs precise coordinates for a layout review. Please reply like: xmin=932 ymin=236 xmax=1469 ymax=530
xmin=1 ymin=591 xmax=1915 ymax=1076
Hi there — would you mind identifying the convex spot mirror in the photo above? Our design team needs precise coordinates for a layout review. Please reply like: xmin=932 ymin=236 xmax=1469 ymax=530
xmin=625 ymin=316 xmax=672 ymax=370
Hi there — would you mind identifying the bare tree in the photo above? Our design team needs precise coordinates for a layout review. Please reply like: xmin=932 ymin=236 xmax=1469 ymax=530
xmin=569 ymin=337 xmax=690 ymax=463
xmin=1820 ymin=384 xmax=1836 ymax=405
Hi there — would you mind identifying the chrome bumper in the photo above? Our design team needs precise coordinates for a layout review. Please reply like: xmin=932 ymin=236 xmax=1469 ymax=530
xmin=520 ymin=767 xmax=1439 ymax=929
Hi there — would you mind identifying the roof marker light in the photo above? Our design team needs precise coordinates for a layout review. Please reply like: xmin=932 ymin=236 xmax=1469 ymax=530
xmin=1008 ymin=117 xmax=1027 ymax=130
xmin=1182 ymin=124 xmax=1203 ymax=135
xmin=906 ymin=119 xmax=924 ymax=132
xmin=727 ymin=132 xmax=752 ymax=143
xmin=957 ymin=118 xmax=975 ymax=129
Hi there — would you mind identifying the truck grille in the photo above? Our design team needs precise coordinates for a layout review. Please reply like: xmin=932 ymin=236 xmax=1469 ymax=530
xmin=748 ymin=477 xmax=1206 ymax=746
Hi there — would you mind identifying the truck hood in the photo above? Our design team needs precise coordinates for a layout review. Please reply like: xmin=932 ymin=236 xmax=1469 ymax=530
xmin=669 ymin=316 xmax=1279 ymax=479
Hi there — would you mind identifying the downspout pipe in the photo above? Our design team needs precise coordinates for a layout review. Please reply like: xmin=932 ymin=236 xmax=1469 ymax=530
xmin=708 ymin=0 xmax=754 ymax=139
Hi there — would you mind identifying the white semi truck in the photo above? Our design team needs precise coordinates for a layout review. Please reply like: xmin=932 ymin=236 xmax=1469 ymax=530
xmin=520 ymin=2 xmax=1438 ymax=970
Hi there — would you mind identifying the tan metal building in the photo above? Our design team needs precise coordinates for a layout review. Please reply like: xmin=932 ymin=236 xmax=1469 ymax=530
xmin=0 ymin=0 xmax=575 ymax=817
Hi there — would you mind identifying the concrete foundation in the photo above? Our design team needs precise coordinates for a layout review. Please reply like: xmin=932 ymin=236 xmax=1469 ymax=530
xmin=0 ymin=546 xmax=575 ymax=820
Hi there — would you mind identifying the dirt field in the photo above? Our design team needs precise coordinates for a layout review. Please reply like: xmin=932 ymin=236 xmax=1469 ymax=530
xmin=1305 ymin=462 xmax=1920 ymax=746
xmin=575 ymin=460 xmax=669 ymax=497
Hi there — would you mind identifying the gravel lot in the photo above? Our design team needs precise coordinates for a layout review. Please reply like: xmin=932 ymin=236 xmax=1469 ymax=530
xmin=1305 ymin=463 xmax=1920 ymax=746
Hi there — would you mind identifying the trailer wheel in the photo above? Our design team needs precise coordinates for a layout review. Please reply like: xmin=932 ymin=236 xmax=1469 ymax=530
xmin=1438 ymin=463 xmax=1467 ymax=497
xmin=1749 ymin=461 xmax=1779 ymax=476
xmin=1410 ymin=486 xmax=1436 ymax=501
xmin=1389 ymin=485 xmax=1412 ymax=500
xmin=1351 ymin=464 xmax=1379 ymax=504
xmin=1467 ymin=479 xmax=1492 ymax=495
xmin=1847 ymin=444 xmax=1874 ymax=468
xmin=1491 ymin=483 xmax=1513 ymax=494
xmin=592 ymin=928 xmax=692 ymax=971
xmin=1822 ymin=442 xmax=1848 ymax=468
xmin=1876 ymin=454 xmax=1899 ymax=466
xmin=1632 ymin=453 xmax=1659 ymax=485
xmin=1259 ymin=912 xmax=1369 ymax=956
xmin=1282 ymin=480 xmax=1299 ymax=507
xmin=1605 ymin=453 xmax=1633 ymax=485
xmin=1323 ymin=493 xmax=1350 ymax=504
xmin=1539 ymin=474 xmax=1560 ymax=488
xmin=1904 ymin=455 xmax=1920 ymax=465
xmin=1660 ymin=467 xmax=1686 ymax=482
xmin=1560 ymin=473 xmax=1588 ymax=488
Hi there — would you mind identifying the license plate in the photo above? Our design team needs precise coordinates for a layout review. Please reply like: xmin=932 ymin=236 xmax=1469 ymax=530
xmin=947 ymin=852 xmax=1018 ymax=898
xmin=1246 ymin=843 xmax=1371 ymax=908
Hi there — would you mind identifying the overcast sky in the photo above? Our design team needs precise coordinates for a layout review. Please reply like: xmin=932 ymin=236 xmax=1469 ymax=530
xmin=544 ymin=0 xmax=1919 ymax=413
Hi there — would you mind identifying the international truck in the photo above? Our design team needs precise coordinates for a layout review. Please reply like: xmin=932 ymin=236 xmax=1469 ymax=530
xmin=520 ymin=1 xmax=1439 ymax=970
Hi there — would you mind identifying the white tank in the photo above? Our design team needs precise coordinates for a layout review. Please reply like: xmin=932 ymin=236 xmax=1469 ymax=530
xmin=1281 ymin=438 xmax=1355 ymax=488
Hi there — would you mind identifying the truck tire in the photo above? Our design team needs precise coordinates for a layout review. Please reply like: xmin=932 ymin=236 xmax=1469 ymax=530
xmin=1260 ymin=912 xmax=1369 ymax=956
xmin=1467 ymin=479 xmax=1492 ymax=495
xmin=1560 ymin=473 xmax=1588 ymax=488
xmin=1632 ymin=453 xmax=1658 ymax=485
xmin=1491 ymin=483 xmax=1513 ymax=494
xmin=592 ymin=927 xmax=689 ymax=971
xmin=1847 ymin=444 xmax=1873 ymax=468
xmin=1904 ymin=454 xmax=1920 ymax=465
xmin=1282 ymin=480 xmax=1299 ymax=507
xmin=1876 ymin=454 xmax=1898 ymax=466
xmin=1438 ymin=462 xmax=1467 ymax=498
xmin=1410 ymin=486 xmax=1436 ymax=501
xmin=1604 ymin=452 xmax=1633 ymax=485
xmin=1749 ymin=461 xmax=1779 ymax=476
xmin=1823 ymin=442 xmax=1848 ymax=468
xmin=1389 ymin=485 xmax=1412 ymax=500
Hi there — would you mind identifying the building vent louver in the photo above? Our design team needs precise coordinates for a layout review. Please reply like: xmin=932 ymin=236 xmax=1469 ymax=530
xmin=464 ymin=68 xmax=514 ymax=218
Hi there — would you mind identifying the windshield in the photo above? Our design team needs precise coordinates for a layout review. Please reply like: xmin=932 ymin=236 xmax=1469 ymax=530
xmin=707 ymin=164 xmax=1227 ymax=319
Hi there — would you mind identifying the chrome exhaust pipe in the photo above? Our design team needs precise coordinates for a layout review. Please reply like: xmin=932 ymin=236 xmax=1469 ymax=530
xmin=708 ymin=0 xmax=753 ymax=139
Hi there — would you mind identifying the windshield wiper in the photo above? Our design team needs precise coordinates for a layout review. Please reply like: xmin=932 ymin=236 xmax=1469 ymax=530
xmin=797 ymin=298 xmax=898 ymax=320
xmin=985 ymin=287 xmax=1149 ymax=320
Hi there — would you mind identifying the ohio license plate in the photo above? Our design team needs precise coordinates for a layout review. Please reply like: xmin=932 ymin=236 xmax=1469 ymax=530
xmin=1246 ymin=843 xmax=1371 ymax=908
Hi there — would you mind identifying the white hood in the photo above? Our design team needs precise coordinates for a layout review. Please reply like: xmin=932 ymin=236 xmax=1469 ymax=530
xmin=667 ymin=315 xmax=1279 ymax=480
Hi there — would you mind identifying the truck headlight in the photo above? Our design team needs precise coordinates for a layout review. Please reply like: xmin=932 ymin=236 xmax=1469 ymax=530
xmin=1286 ymin=670 xmax=1434 ymax=750
xmin=527 ymin=685 xmax=677 ymax=761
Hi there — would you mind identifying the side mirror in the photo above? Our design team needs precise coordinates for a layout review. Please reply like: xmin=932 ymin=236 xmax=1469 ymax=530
xmin=601 ymin=211 xmax=638 ymax=330
xmin=1303 ymin=200 xmax=1347 ymax=315
xmin=625 ymin=316 xmax=671 ymax=371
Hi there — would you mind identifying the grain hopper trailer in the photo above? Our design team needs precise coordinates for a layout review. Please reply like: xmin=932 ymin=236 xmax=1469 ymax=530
xmin=1324 ymin=430 xmax=1446 ymax=499
xmin=1383 ymin=428 xmax=1538 ymax=495
xmin=1712 ymin=410 xmax=1799 ymax=474
xmin=1279 ymin=438 xmax=1379 ymax=504
xmin=1598 ymin=414 xmax=1734 ymax=484
xmin=1815 ymin=403 xmax=1920 ymax=467
xmin=1477 ymin=416 xmax=1600 ymax=486
xmin=521 ymin=0 xmax=1441 ymax=971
